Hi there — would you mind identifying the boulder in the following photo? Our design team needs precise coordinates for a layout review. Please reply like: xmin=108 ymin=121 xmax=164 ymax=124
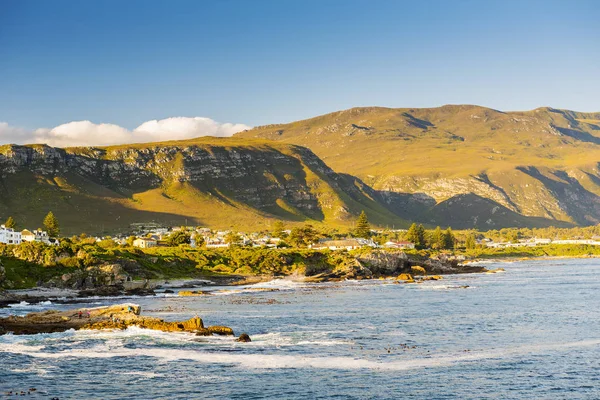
xmin=411 ymin=266 xmax=426 ymax=275
xmin=396 ymin=273 xmax=414 ymax=283
xmin=421 ymin=275 xmax=443 ymax=281
xmin=0 ymin=303 xmax=239 ymax=337
xmin=236 ymin=333 xmax=251 ymax=342
xmin=207 ymin=325 xmax=235 ymax=336
xmin=179 ymin=290 xmax=212 ymax=296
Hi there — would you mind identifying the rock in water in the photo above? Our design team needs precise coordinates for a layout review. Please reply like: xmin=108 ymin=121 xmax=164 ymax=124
xmin=179 ymin=290 xmax=213 ymax=296
xmin=0 ymin=303 xmax=237 ymax=337
xmin=396 ymin=273 xmax=415 ymax=283
xmin=207 ymin=325 xmax=235 ymax=336
xmin=410 ymin=266 xmax=427 ymax=275
xmin=236 ymin=333 xmax=251 ymax=342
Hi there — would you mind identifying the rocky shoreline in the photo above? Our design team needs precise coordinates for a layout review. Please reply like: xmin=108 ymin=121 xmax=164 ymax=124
xmin=0 ymin=303 xmax=249 ymax=340
xmin=0 ymin=251 xmax=494 ymax=308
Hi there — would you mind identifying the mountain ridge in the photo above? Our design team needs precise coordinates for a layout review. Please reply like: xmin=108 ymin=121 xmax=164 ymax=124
xmin=0 ymin=138 xmax=407 ymax=234
xmin=237 ymin=104 xmax=600 ymax=228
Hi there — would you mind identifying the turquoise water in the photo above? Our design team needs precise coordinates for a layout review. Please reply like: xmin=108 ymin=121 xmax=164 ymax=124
xmin=1 ymin=258 xmax=600 ymax=399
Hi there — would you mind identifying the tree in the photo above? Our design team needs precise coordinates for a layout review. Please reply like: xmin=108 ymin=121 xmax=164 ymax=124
xmin=465 ymin=233 xmax=477 ymax=249
xmin=225 ymin=231 xmax=242 ymax=245
xmin=4 ymin=216 xmax=16 ymax=229
xmin=43 ymin=212 xmax=60 ymax=237
xmin=193 ymin=234 xmax=205 ymax=248
xmin=272 ymin=221 xmax=286 ymax=238
xmin=443 ymin=227 xmax=455 ymax=250
xmin=354 ymin=211 xmax=371 ymax=238
xmin=288 ymin=224 xmax=319 ymax=248
xmin=167 ymin=231 xmax=191 ymax=247
xmin=126 ymin=236 xmax=136 ymax=247
xmin=429 ymin=226 xmax=444 ymax=249
xmin=406 ymin=223 xmax=426 ymax=249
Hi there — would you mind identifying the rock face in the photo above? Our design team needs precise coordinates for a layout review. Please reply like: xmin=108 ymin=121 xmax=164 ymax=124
xmin=304 ymin=250 xmax=487 ymax=281
xmin=238 ymin=105 xmax=600 ymax=228
xmin=0 ymin=139 xmax=404 ymax=233
xmin=0 ymin=303 xmax=239 ymax=337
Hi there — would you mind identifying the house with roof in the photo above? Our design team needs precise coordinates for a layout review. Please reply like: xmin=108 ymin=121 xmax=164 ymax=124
xmin=133 ymin=238 xmax=158 ymax=249
xmin=0 ymin=225 xmax=22 ymax=245
xmin=21 ymin=229 xmax=51 ymax=244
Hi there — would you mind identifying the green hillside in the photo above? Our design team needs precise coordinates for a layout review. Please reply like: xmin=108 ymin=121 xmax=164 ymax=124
xmin=0 ymin=138 xmax=407 ymax=235
xmin=237 ymin=105 xmax=600 ymax=228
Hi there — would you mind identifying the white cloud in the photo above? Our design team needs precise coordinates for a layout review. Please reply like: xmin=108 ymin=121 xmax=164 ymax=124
xmin=0 ymin=117 xmax=252 ymax=147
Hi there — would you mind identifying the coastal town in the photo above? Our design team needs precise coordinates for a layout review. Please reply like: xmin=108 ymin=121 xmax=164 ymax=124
xmin=4 ymin=221 xmax=600 ymax=251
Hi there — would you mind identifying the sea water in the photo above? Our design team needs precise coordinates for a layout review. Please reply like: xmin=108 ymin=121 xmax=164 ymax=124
xmin=1 ymin=258 xmax=599 ymax=399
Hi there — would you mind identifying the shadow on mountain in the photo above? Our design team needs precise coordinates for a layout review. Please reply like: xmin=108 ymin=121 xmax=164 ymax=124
xmin=516 ymin=166 xmax=600 ymax=225
xmin=553 ymin=126 xmax=600 ymax=145
xmin=417 ymin=193 xmax=574 ymax=229
xmin=375 ymin=189 xmax=436 ymax=221
xmin=0 ymin=173 xmax=203 ymax=236
xmin=401 ymin=112 xmax=435 ymax=129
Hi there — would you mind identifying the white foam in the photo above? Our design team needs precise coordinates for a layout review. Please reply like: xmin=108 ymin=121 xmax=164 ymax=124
xmin=120 ymin=371 xmax=163 ymax=378
xmin=211 ymin=279 xmax=307 ymax=296
xmin=3 ymin=334 xmax=599 ymax=372
xmin=8 ymin=301 xmax=31 ymax=308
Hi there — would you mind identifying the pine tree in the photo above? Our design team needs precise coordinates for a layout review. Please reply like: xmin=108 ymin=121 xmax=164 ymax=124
xmin=406 ymin=223 xmax=419 ymax=244
xmin=430 ymin=226 xmax=444 ymax=249
xmin=417 ymin=224 xmax=427 ymax=248
xmin=406 ymin=223 xmax=426 ymax=249
xmin=354 ymin=211 xmax=371 ymax=238
xmin=443 ymin=227 xmax=455 ymax=249
xmin=43 ymin=211 xmax=60 ymax=237
xmin=4 ymin=216 xmax=16 ymax=229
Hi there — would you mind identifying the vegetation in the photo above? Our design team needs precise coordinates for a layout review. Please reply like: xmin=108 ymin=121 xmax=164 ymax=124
xmin=288 ymin=224 xmax=321 ymax=248
xmin=272 ymin=221 xmax=286 ymax=238
xmin=43 ymin=212 xmax=60 ymax=237
xmin=0 ymin=138 xmax=407 ymax=235
xmin=4 ymin=217 xmax=15 ymax=229
xmin=224 ymin=231 xmax=242 ymax=245
xmin=4 ymin=221 xmax=600 ymax=289
xmin=238 ymin=105 xmax=600 ymax=229
xmin=354 ymin=211 xmax=371 ymax=238
xmin=166 ymin=231 xmax=190 ymax=247
xmin=406 ymin=223 xmax=427 ymax=249
xmin=0 ymin=237 xmax=357 ymax=289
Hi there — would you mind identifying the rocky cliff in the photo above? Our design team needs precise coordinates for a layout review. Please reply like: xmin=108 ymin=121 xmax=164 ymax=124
xmin=0 ymin=138 xmax=405 ymax=234
xmin=238 ymin=105 xmax=600 ymax=228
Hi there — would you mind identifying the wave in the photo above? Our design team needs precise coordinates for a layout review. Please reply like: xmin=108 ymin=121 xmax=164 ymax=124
xmin=8 ymin=300 xmax=53 ymax=308
xmin=3 ymin=325 xmax=599 ymax=372
xmin=209 ymin=279 xmax=307 ymax=296
xmin=3 ymin=338 xmax=600 ymax=371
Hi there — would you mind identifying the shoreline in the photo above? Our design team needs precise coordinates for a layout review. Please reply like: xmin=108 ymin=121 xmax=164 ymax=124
xmin=462 ymin=254 xmax=600 ymax=264
xmin=5 ymin=252 xmax=594 ymax=307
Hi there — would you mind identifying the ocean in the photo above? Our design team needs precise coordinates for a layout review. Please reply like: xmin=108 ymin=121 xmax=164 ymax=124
xmin=1 ymin=258 xmax=599 ymax=399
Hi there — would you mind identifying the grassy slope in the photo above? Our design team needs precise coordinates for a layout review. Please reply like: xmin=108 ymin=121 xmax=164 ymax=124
xmin=237 ymin=105 xmax=600 ymax=227
xmin=0 ymin=138 xmax=407 ymax=234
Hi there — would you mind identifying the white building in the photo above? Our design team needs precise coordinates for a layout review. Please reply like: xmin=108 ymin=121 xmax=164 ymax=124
xmin=21 ymin=229 xmax=51 ymax=244
xmin=384 ymin=240 xmax=415 ymax=249
xmin=0 ymin=225 xmax=22 ymax=245
xmin=133 ymin=238 xmax=158 ymax=248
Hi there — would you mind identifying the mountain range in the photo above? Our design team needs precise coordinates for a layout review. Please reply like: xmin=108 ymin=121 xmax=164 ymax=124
xmin=238 ymin=105 xmax=600 ymax=229
xmin=2 ymin=105 xmax=600 ymax=234
xmin=0 ymin=139 xmax=405 ymax=234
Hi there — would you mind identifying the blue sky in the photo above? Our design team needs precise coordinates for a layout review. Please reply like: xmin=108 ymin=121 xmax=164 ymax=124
xmin=0 ymin=0 xmax=599 ymax=141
